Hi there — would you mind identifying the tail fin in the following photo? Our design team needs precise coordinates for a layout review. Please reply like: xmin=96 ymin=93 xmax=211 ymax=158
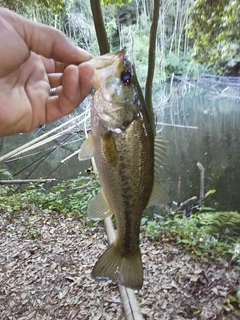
xmin=92 ymin=243 xmax=143 ymax=290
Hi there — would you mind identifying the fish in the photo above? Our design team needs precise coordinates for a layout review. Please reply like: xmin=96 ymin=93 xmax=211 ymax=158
xmin=79 ymin=49 xmax=169 ymax=290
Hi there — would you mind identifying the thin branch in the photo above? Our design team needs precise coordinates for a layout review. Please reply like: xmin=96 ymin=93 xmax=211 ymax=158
xmin=0 ymin=179 xmax=56 ymax=184
xmin=156 ymin=124 xmax=198 ymax=130
xmin=197 ymin=161 xmax=205 ymax=200
xmin=90 ymin=0 xmax=110 ymax=54
xmin=145 ymin=0 xmax=160 ymax=134
xmin=0 ymin=112 xmax=90 ymax=163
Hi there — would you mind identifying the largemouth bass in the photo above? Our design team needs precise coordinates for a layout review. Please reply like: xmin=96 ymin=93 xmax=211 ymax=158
xmin=79 ymin=50 xmax=169 ymax=289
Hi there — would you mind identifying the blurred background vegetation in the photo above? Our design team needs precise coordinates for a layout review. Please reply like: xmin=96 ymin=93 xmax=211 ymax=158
xmin=1 ymin=0 xmax=239 ymax=77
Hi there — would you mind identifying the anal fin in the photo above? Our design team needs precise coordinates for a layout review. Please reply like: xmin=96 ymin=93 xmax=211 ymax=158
xmin=88 ymin=190 xmax=112 ymax=220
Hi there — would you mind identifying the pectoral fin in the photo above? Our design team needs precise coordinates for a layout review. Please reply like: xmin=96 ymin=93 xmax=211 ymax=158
xmin=88 ymin=190 xmax=112 ymax=220
xmin=147 ymin=180 xmax=170 ymax=207
xmin=78 ymin=135 xmax=94 ymax=161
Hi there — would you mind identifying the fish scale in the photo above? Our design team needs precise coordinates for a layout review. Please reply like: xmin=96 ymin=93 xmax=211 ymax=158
xmin=79 ymin=50 xmax=169 ymax=289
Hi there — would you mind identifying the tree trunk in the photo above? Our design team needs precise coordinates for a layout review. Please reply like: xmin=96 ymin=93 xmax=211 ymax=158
xmin=145 ymin=0 xmax=160 ymax=135
xmin=90 ymin=0 xmax=110 ymax=54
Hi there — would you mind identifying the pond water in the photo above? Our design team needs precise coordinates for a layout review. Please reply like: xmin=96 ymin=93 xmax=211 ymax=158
xmin=0 ymin=114 xmax=92 ymax=183
xmin=155 ymin=78 xmax=240 ymax=212
xmin=0 ymin=79 xmax=239 ymax=212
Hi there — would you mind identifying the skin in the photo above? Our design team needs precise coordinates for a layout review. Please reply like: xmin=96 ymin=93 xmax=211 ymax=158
xmin=0 ymin=8 xmax=94 ymax=137
xmin=90 ymin=52 xmax=154 ymax=289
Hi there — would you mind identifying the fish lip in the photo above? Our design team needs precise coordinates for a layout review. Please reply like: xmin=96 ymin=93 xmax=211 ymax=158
xmin=89 ymin=49 xmax=125 ymax=70
xmin=90 ymin=50 xmax=126 ymax=89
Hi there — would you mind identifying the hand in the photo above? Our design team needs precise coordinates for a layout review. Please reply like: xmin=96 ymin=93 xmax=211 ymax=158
xmin=0 ymin=8 xmax=94 ymax=136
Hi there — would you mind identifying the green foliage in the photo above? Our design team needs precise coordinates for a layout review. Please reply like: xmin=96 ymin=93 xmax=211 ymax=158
xmin=101 ymin=0 xmax=131 ymax=6
xmin=186 ymin=0 xmax=240 ymax=72
xmin=2 ymin=0 xmax=237 ymax=75
xmin=0 ymin=168 xmax=13 ymax=180
xmin=224 ymin=290 xmax=240 ymax=316
xmin=163 ymin=52 xmax=206 ymax=78
xmin=141 ymin=211 xmax=240 ymax=265
xmin=26 ymin=229 xmax=41 ymax=241
xmin=0 ymin=185 xmax=22 ymax=213
xmin=39 ymin=0 xmax=66 ymax=14
xmin=198 ymin=212 xmax=240 ymax=241
xmin=0 ymin=173 xmax=100 ymax=217
xmin=192 ymin=189 xmax=216 ymax=213
xmin=204 ymin=189 xmax=216 ymax=199
xmin=0 ymin=0 xmax=66 ymax=15
xmin=141 ymin=218 xmax=161 ymax=240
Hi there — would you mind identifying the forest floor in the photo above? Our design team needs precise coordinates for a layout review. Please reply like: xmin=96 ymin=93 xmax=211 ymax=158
xmin=0 ymin=209 xmax=239 ymax=320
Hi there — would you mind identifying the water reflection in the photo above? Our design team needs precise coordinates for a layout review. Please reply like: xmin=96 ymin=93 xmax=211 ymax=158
xmin=0 ymin=112 xmax=91 ymax=182
xmin=155 ymin=84 xmax=240 ymax=212
xmin=0 ymin=84 xmax=240 ymax=212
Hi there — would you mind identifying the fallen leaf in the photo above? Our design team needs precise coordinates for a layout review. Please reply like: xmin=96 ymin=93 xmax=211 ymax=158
xmin=190 ymin=274 xmax=201 ymax=282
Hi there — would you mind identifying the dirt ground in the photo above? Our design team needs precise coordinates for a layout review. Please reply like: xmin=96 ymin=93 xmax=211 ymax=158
xmin=0 ymin=209 xmax=239 ymax=320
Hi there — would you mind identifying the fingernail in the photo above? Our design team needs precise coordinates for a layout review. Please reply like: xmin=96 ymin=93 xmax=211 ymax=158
xmin=76 ymin=48 xmax=93 ymax=61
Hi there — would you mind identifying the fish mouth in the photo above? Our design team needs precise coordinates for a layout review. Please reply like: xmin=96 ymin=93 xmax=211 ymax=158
xmin=89 ymin=50 xmax=125 ymax=88
xmin=90 ymin=49 xmax=125 ymax=70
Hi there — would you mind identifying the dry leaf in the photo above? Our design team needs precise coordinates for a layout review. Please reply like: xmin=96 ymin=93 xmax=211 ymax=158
xmin=0 ymin=210 xmax=239 ymax=320
xmin=194 ymin=268 xmax=203 ymax=274
xmin=190 ymin=274 xmax=201 ymax=282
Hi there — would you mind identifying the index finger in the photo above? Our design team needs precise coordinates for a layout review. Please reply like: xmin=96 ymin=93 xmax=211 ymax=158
xmin=0 ymin=8 xmax=92 ymax=64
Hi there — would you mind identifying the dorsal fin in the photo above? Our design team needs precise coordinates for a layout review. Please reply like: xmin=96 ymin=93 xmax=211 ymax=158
xmin=146 ymin=137 xmax=169 ymax=207
xmin=154 ymin=137 xmax=168 ymax=177
xmin=147 ymin=179 xmax=170 ymax=207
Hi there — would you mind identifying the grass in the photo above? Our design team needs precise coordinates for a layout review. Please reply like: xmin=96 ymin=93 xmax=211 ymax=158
xmin=141 ymin=209 xmax=240 ymax=270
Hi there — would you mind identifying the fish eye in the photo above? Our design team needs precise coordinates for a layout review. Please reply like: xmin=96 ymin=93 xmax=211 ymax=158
xmin=121 ymin=71 xmax=132 ymax=84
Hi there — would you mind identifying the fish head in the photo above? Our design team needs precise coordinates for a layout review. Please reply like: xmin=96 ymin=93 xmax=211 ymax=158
xmin=90 ymin=50 xmax=142 ymax=132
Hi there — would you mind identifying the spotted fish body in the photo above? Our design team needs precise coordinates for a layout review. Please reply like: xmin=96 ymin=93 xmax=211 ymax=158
xmin=79 ymin=50 xmax=168 ymax=289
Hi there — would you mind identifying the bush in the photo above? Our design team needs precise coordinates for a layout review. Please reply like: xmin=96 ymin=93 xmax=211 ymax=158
xmin=0 ymin=173 xmax=100 ymax=217
xmin=141 ymin=210 xmax=240 ymax=266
